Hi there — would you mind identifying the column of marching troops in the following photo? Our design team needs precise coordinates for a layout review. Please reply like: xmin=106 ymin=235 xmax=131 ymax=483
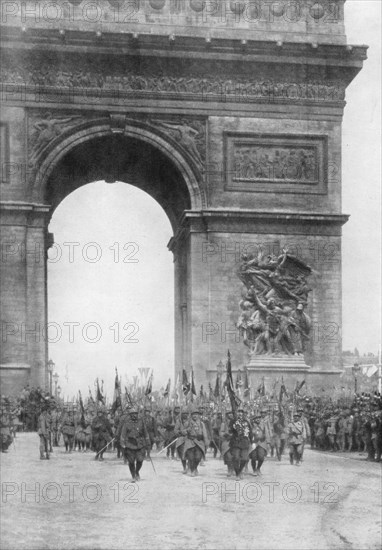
xmin=2 ymin=392 xmax=381 ymax=482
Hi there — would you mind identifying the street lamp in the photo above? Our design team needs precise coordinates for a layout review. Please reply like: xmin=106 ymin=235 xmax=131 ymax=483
xmin=57 ymin=386 xmax=61 ymax=400
xmin=47 ymin=359 xmax=55 ymax=395
xmin=353 ymin=363 xmax=360 ymax=395
xmin=217 ymin=360 xmax=224 ymax=376
xmin=52 ymin=373 xmax=59 ymax=397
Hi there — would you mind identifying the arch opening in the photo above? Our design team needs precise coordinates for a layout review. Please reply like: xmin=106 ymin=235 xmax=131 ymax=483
xmin=47 ymin=180 xmax=175 ymax=395
xmin=45 ymin=133 xmax=193 ymax=232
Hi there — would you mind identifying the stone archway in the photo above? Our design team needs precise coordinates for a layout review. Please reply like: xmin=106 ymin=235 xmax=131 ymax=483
xmin=1 ymin=118 xmax=205 ymax=391
xmin=32 ymin=116 xmax=207 ymax=218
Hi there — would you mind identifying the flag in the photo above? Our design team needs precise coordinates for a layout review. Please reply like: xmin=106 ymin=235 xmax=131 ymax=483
xmin=200 ymin=385 xmax=205 ymax=401
xmin=164 ymin=378 xmax=171 ymax=398
xmin=270 ymin=378 xmax=279 ymax=399
xmin=182 ymin=369 xmax=190 ymax=395
xmin=296 ymin=379 xmax=306 ymax=394
xmin=367 ymin=365 xmax=378 ymax=377
xmin=243 ymin=368 xmax=250 ymax=397
xmin=124 ymin=386 xmax=134 ymax=408
xmin=209 ymin=382 xmax=214 ymax=401
xmin=78 ymin=390 xmax=86 ymax=427
xmin=111 ymin=368 xmax=122 ymax=414
xmin=88 ymin=386 xmax=94 ymax=404
xmin=145 ymin=371 xmax=153 ymax=396
xmin=214 ymin=373 xmax=220 ymax=398
xmin=96 ymin=379 xmax=105 ymax=404
xmin=257 ymin=377 xmax=265 ymax=396
xmin=191 ymin=368 xmax=197 ymax=396
xmin=173 ymin=373 xmax=180 ymax=402
xmin=225 ymin=350 xmax=241 ymax=414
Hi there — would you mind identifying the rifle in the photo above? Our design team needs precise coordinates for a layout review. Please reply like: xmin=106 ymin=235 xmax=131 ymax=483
xmin=157 ymin=438 xmax=179 ymax=456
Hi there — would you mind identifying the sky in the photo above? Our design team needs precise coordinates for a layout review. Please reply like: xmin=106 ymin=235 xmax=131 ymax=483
xmin=48 ymin=1 xmax=381 ymax=400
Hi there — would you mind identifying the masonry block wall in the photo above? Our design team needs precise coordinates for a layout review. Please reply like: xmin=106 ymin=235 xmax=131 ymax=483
xmin=184 ymin=226 xmax=343 ymax=384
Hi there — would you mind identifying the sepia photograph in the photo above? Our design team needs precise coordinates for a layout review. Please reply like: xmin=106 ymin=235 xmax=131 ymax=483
xmin=0 ymin=1 xmax=381 ymax=549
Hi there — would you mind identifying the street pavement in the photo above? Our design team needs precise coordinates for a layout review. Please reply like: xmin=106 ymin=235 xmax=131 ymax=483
xmin=1 ymin=433 xmax=381 ymax=550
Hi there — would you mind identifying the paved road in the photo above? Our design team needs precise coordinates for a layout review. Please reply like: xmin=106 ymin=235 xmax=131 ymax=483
xmin=1 ymin=434 xmax=381 ymax=550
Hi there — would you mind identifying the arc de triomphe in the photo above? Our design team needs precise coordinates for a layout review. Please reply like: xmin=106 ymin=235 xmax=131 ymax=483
xmin=0 ymin=0 xmax=366 ymax=393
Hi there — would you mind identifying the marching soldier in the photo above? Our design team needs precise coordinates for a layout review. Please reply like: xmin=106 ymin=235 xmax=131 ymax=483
xmin=370 ymin=408 xmax=382 ymax=462
xmin=273 ymin=410 xmax=287 ymax=461
xmin=297 ymin=407 xmax=310 ymax=460
xmin=50 ymin=407 xmax=61 ymax=447
xmin=249 ymin=413 xmax=267 ymax=475
xmin=288 ymin=411 xmax=305 ymax=465
xmin=183 ymin=407 xmax=209 ymax=477
xmin=114 ymin=407 xmax=130 ymax=458
xmin=163 ymin=406 xmax=180 ymax=459
xmin=61 ymin=407 xmax=77 ymax=453
xmin=198 ymin=405 xmax=212 ymax=463
xmin=143 ymin=408 xmax=159 ymax=460
xmin=91 ymin=408 xmax=113 ymax=461
xmin=344 ymin=410 xmax=354 ymax=451
xmin=120 ymin=407 xmax=150 ymax=482
xmin=211 ymin=412 xmax=223 ymax=458
xmin=351 ymin=408 xmax=362 ymax=451
xmin=229 ymin=408 xmax=252 ymax=480
xmin=174 ymin=410 xmax=190 ymax=473
xmin=219 ymin=411 xmax=234 ymax=477
xmin=83 ymin=415 xmax=93 ymax=452
xmin=1 ymin=405 xmax=13 ymax=453
xmin=259 ymin=407 xmax=274 ymax=455
xmin=37 ymin=402 xmax=51 ymax=460
xmin=337 ymin=411 xmax=348 ymax=452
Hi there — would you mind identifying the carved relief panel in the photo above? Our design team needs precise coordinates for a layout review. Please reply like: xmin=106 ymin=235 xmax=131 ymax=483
xmin=224 ymin=134 xmax=328 ymax=195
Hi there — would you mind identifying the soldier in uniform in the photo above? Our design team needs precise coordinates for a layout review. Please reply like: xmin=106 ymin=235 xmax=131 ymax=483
xmin=259 ymin=407 xmax=273 ymax=455
xmin=370 ymin=407 xmax=382 ymax=462
xmin=314 ymin=415 xmax=326 ymax=450
xmin=288 ymin=412 xmax=305 ymax=465
xmin=120 ymin=407 xmax=151 ymax=482
xmin=273 ymin=410 xmax=287 ymax=461
xmin=198 ymin=405 xmax=212 ymax=463
xmin=308 ymin=410 xmax=317 ymax=449
xmin=249 ymin=413 xmax=268 ymax=475
xmin=174 ymin=410 xmax=190 ymax=473
xmin=61 ymin=407 xmax=77 ymax=453
xmin=344 ymin=410 xmax=354 ymax=451
xmin=351 ymin=408 xmax=362 ymax=451
xmin=114 ymin=407 xmax=130 ymax=458
xmin=83 ymin=414 xmax=93 ymax=452
xmin=229 ymin=408 xmax=252 ymax=480
xmin=337 ymin=411 xmax=348 ymax=452
xmin=143 ymin=408 xmax=159 ymax=460
xmin=0 ymin=405 xmax=13 ymax=453
xmin=37 ymin=402 xmax=51 ymax=460
xmin=297 ymin=407 xmax=310 ymax=460
xmin=326 ymin=410 xmax=339 ymax=452
xmin=183 ymin=407 xmax=209 ymax=477
xmin=75 ymin=412 xmax=91 ymax=452
xmin=91 ymin=408 xmax=113 ymax=461
xmin=163 ymin=406 xmax=180 ymax=459
xmin=219 ymin=411 xmax=234 ymax=477
xmin=50 ymin=407 xmax=61 ymax=447
xmin=211 ymin=412 xmax=223 ymax=458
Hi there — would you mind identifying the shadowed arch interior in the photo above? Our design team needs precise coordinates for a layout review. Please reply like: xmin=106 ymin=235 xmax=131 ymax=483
xmin=45 ymin=134 xmax=192 ymax=231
